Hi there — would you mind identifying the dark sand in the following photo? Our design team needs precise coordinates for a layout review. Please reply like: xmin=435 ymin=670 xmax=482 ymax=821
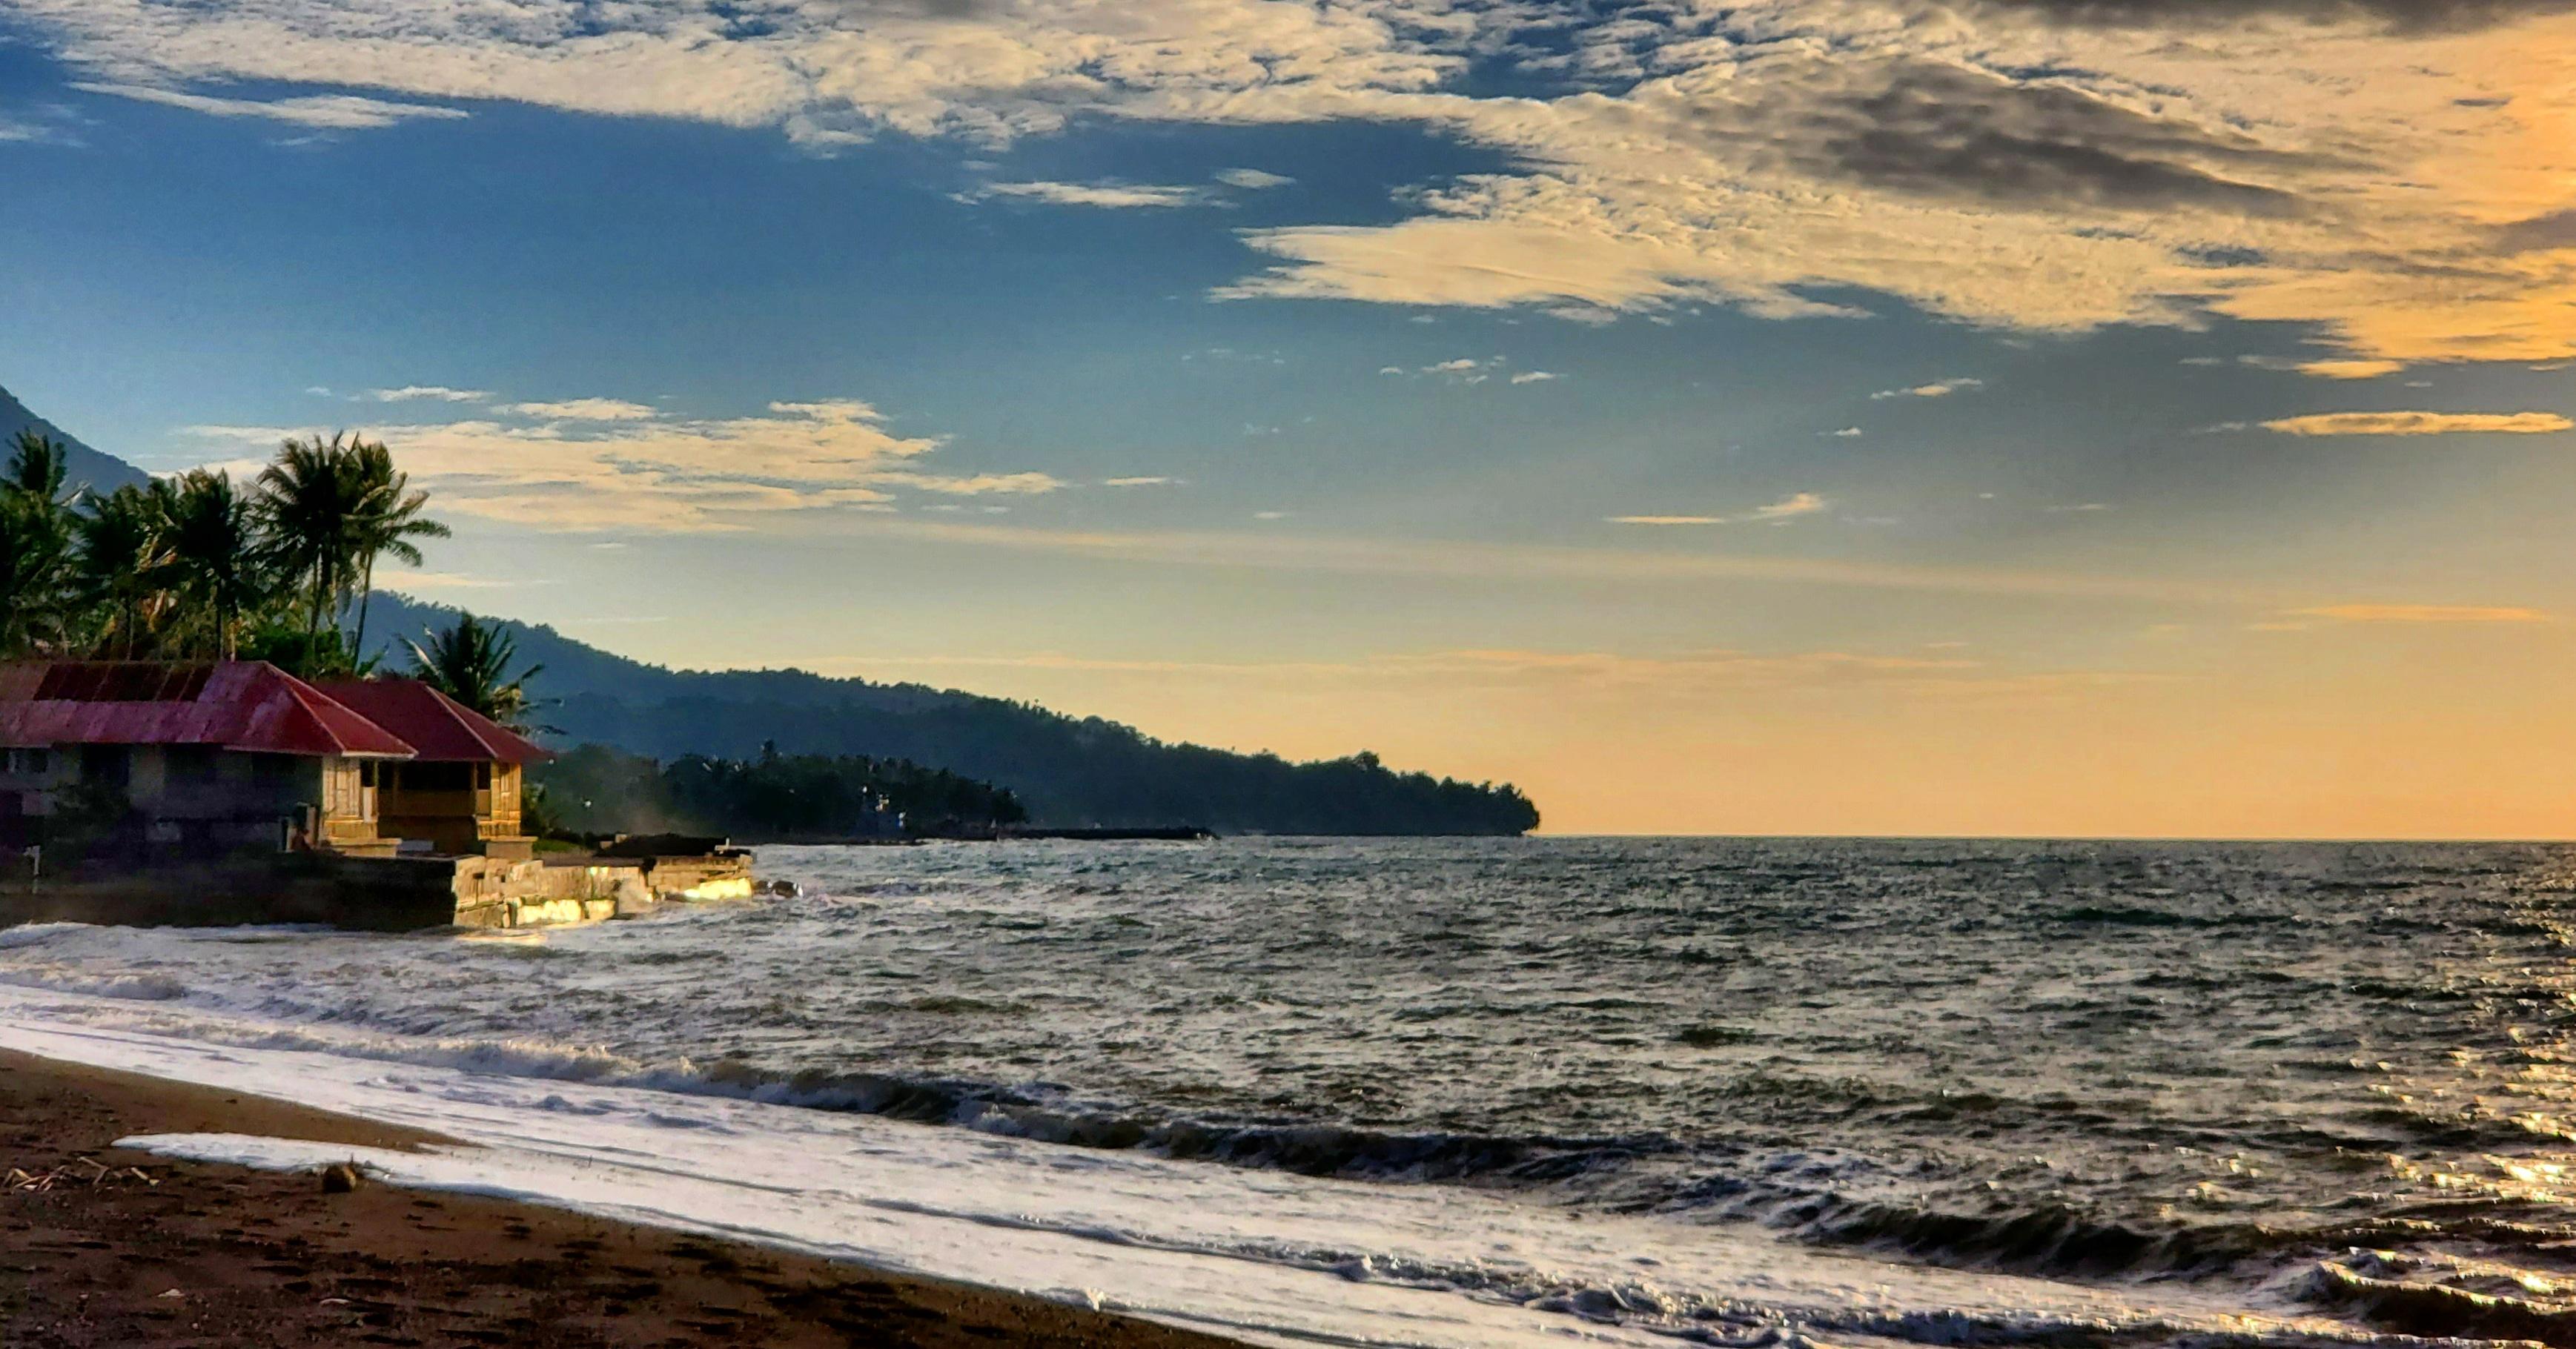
xmin=0 ymin=1049 xmax=1252 ymax=1348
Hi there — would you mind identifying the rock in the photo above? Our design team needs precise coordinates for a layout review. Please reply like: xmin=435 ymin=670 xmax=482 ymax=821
xmin=319 ymin=1163 xmax=362 ymax=1194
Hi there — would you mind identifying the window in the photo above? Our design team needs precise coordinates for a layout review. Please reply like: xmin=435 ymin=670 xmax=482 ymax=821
xmin=168 ymin=746 xmax=219 ymax=786
xmin=79 ymin=745 xmax=130 ymax=788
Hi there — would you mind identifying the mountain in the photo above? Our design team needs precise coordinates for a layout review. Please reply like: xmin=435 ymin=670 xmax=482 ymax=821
xmin=364 ymin=592 xmax=1540 ymax=835
xmin=0 ymin=385 xmax=153 ymax=496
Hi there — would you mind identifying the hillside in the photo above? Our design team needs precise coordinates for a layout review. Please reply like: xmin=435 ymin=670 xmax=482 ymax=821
xmin=367 ymin=593 xmax=1540 ymax=835
xmin=0 ymin=385 xmax=152 ymax=496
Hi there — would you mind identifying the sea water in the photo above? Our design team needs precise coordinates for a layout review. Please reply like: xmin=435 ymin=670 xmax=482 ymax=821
xmin=3 ymin=836 xmax=2571 ymax=1347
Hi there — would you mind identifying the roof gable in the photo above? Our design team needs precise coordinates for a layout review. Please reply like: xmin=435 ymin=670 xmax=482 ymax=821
xmin=311 ymin=678 xmax=550 ymax=765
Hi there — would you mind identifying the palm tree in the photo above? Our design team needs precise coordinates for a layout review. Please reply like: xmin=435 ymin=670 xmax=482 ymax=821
xmin=5 ymin=432 xmax=103 ymax=657
xmin=404 ymin=612 xmax=547 ymax=733
xmin=161 ymin=470 xmax=272 ymax=659
xmin=345 ymin=438 xmax=448 ymax=658
xmin=0 ymin=490 xmax=73 ymax=657
xmin=256 ymin=433 xmax=364 ymax=646
xmin=6 ymin=430 xmax=69 ymax=506
xmin=70 ymin=482 xmax=177 ymax=658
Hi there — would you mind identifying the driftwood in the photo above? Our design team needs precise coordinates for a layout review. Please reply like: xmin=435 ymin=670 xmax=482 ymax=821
xmin=4 ymin=1156 xmax=158 ymax=1192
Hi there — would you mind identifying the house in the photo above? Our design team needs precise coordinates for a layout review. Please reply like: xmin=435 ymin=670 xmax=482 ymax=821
xmin=0 ymin=660 xmax=753 ymax=934
xmin=0 ymin=661 xmax=417 ymax=857
xmin=313 ymin=677 xmax=550 ymax=858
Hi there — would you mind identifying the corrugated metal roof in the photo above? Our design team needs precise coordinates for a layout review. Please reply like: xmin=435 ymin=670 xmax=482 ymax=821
xmin=0 ymin=662 xmax=418 ymax=758
xmin=312 ymin=678 xmax=551 ymax=765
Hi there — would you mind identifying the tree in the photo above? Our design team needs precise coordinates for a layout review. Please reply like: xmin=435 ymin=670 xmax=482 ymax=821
xmin=0 ymin=491 xmax=73 ymax=657
xmin=69 ymin=482 xmax=175 ymax=659
xmin=345 ymin=439 xmax=448 ymax=657
xmin=404 ymin=611 xmax=547 ymax=733
xmin=256 ymin=433 xmax=365 ymax=646
xmin=6 ymin=430 xmax=70 ymax=506
xmin=0 ymin=433 xmax=77 ymax=657
xmin=160 ymin=470 xmax=271 ymax=659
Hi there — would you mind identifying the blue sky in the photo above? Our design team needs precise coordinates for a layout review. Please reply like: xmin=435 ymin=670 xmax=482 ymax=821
xmin=4 ymin=1 xmax=2575 ymax=835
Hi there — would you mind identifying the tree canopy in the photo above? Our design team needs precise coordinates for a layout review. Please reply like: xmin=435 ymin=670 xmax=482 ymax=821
xmin=0 ymin=429 xmax=447 ymax=675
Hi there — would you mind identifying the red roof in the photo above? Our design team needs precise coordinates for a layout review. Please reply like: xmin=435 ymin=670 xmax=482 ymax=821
xmin=313 ymin=678 xmax=550 ymax=765
xmin=0 ymin=662 xmax=417 ymax=759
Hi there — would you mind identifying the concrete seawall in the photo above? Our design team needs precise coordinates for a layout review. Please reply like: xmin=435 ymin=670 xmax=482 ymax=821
xmin=0 ymin=849 xmax=755 ymax=932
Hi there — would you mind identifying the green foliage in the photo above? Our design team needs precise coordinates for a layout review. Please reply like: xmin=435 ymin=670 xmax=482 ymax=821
xmin=0 ymin=434 xmax=76 ymax=655
xmin=403 ymin=611 xmax=546 ymax=733
xmin=159 ymin=470 xmax=273 ymax=660
xmin=531 ymin=742 xmax=1028 ymax=841
xmin=0 ymin=431 xmax=446 ymax=672
xmin=238 ymin=625 xmax=376 ymax=679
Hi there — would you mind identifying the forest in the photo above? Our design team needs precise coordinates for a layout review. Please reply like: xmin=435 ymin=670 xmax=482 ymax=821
xmin=530 ymin=743 xmax=1028 ymax=841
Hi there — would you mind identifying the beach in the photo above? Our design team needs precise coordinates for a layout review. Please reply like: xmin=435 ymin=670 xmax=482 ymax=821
xmin=0 ymin=1047 xmax=1248 ymax=1348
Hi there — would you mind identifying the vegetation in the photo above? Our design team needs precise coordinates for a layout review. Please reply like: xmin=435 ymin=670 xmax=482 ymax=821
xmin=531 ymin=742 xmax=1029 ymax=841
xmin=0 ymin=429 xmax=450 ymax=674
xmin=403 ymin=611 xmax=548 ymax=734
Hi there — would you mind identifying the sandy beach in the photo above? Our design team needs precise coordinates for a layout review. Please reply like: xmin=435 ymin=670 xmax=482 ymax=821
xmin=0 ymin=1047 xmax=1251 ymax=1348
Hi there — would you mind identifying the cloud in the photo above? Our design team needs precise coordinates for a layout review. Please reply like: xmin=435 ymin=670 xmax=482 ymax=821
xmin=810 ymin=644 xmax=2150 ymax=703
xmin=73 ymin=82 xmax=466 ymax=129
xmin=812 ymin=514 xmax=2279 ymax=607
xmin=370 ymin=385 xmax=488 ymax=403
xmin=1751 ymin=491 xmax=1830 ymax=521
xmin=877 ymin=470 xmax=1065 ymax=495
xmin=1969 ymin=0 xmax=2576 ymax=33
xmin=1423 ymin=358 xmax=1483 ymax=373
xmin=1216 ymin=168 xmax=1294 ymax=189
xmin=509 ymin=398 xmax=658 ymax=421
xmin=1104 ymin=476 xmax=1178 ymax=486
xmin=966 ymin=180 xmax=1210 ymax=208
xmin=16 ymin=0 xmax=2576 ymax=370
xmin=179 ymin=397 xmax=1051 ymax=532
xmin=390 ymin=571 xmax=520 ymax=591
xmin=1608 ymin=491 xmax=1829 ymax=526
xmin=2259 ymin=411 xmax=2575 ymax=435
xmin=1871 ymin=378 xmax=1984 ymax=400
xmin=1509 ymin=371 xmax=1560 ymax=384
xmin=0 ymin=103 xmax=84 ymax=146
xmin=1826 ymin=427 xmax=1864 ymax=438
xmin=2279 ymin=603 xmax=2552 ymax=623
xmin=2295 ymin=359 xmax=2404 ymax=379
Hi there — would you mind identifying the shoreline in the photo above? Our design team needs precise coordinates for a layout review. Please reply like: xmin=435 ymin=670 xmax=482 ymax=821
xmin=0 ymin=1047 xmax=1254 ymax=1348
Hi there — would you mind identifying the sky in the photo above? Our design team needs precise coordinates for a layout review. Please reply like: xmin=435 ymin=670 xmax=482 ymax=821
xmin=2 ymin=0 xmax=2574 ymax=838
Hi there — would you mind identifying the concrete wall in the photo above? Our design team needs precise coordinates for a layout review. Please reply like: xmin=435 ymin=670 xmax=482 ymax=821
xmin=0 ymin=845 xmax=758 ymax=934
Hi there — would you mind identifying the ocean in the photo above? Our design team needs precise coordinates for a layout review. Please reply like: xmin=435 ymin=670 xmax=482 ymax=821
xmin=2 ymin=836 xmax=2567 ymax=1348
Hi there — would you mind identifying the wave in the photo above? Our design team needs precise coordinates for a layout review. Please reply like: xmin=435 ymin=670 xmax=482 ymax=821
xmin=2304 ymin=1250 xmax=2576 ymax=1346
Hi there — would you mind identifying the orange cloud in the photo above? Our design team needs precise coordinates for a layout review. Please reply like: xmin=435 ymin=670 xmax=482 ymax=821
xmin=2260 ymin=411 xmax=2573 ymax=436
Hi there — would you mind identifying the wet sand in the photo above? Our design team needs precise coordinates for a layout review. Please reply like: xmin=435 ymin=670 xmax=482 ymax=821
xmin=0 ymin=1048 xmax=1253 ymax=1348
